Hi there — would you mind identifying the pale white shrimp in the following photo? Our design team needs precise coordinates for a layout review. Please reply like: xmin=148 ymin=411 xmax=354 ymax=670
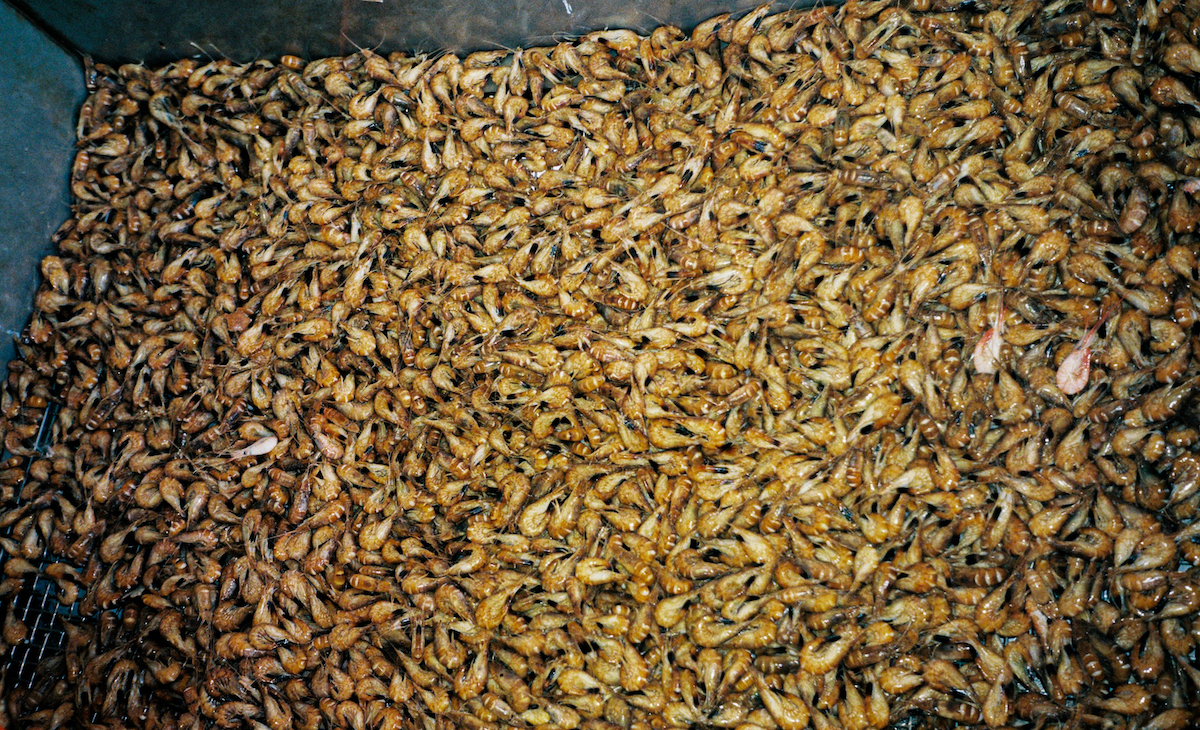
xmin=228 ymin=435 xmax=279 ymax=459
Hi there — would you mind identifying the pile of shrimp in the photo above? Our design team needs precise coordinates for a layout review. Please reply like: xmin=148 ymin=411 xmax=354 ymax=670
xmin=2 ymin=0 xmax=1200 ymax=727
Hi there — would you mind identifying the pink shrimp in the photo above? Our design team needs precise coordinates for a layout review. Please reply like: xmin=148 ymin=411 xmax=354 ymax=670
xmin=1057 ymin=304 xmax=1117 ymax=395
xmin=972 ymin=301 xmax=1006 ymax=374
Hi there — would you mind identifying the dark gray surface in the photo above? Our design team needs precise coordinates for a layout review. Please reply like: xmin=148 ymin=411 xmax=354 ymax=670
xmin=0 ymin=1 xmax=82 ymax=378
xmin=11 ymin=0 xmax=797 ymax=66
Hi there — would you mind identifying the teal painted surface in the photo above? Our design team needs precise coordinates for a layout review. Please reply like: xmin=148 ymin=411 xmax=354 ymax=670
xmin=0 ymin=1 xmax=83 ymax=378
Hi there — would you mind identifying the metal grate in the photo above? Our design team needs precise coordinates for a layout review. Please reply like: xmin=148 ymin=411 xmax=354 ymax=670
xmin=4 ymin=574 xmax=81 ymax=688
xmin=0 ymin=394 xmax=87 ymax=691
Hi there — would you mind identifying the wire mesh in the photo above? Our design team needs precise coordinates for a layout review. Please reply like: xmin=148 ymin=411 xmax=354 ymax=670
xmin=0 ymin=395 xmax=87 ymax=691
xmin=4 ymin=574 xmax=81 ymax=688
